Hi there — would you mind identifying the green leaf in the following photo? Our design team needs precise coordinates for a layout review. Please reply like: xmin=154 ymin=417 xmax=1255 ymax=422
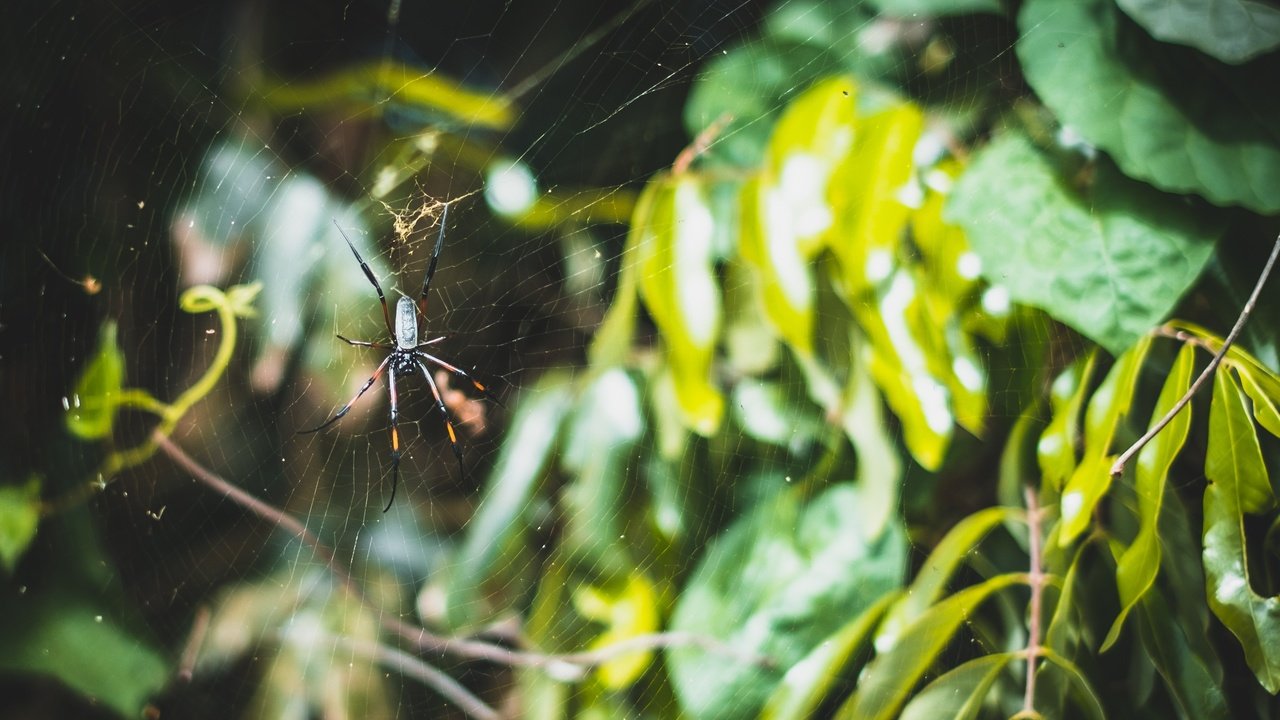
xmin=1017 ymin=0 xmax=1280 ymax=213
xmin=1059 ymin=335 xmax=1153 ymax=545
xmin=867 ymin=0 xmax=1003 ymax=17
xmin=1038 ymin=648 xmax=1107 ymax=720
xmin=65 ymin=321 xmax=125 ymax=440
xmin=878 ymin=506 xmax=1015 ymax=648
xmin=1237 ymin=363 xmax=1280 ymax=438
xmin=445 ymin=372 xmax=574 ymax=628
xmin=730 ymin=379 xmax=823 ymax=449
xmin=743 ymin=75 xmax=858 ymax=356
xmin=0 ymin=509 xmax=168 ymax=717
xmin=0 ymin=475 xmax=41 ymax=573
xmin=947 ymin=130 xmax=1221 ymax=354
xmin=899 ymin=653 xmax=1016 ymax=720
xmin=667 ymin=484 xmax=907 ymax=720
xmin=1103 ymin=342 xmax=1194 ymax=650
xmin=1116 ymin=0 xmax=1280 ymax=64
xmin=1038 ymin=352 xmax=1097 ymax=491
xmin=761 ymin=593 xmax=898 ymax=720
xmin=839 ymin=336 xmax=904 ymax=540
xmin=635 ymin=175 xmax=725 ymax=436
xmin=1134 ymin=592 xmax=1230 ymax=717
xmin=1202 ymin=368 xmax=1280 ymax=692
xmin=560 ymin=369 xmax=646 ymax=573
xmin=836 ymin=573 xmax=1026 ymax=720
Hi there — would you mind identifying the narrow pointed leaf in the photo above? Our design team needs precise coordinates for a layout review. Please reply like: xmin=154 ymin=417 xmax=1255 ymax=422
xmin=837 ymin=573 xmax=1026 ymax=720
xmin=899 ymin=653 xmax=1016 ymax=720
xmin=1203 ymin=369 xmax=1280 ymax=691
xmin=878 ymin=506 xmax=1014 ymax=648
xmin=762 ymin=593 xmax=898 ymax=720
xmin=1060 ymin=336 xmax=1153 ymax=544
xmin=1038 ymin=352 xmax=1097 ymax=491
xmin=636 ymin=175 xmax=725 ymax=435
xmin=1104 ymin=342 xmax=1194 ymax=649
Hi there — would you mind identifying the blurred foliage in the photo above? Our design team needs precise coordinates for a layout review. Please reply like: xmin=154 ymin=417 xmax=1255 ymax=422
xmin=14 ymin=0 xmax=1280 ymax=717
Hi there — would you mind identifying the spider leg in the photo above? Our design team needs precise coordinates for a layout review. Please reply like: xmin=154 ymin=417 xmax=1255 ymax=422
xmin=417 ymin=351 xmax=505 ymax=408
xmin=417 ymin=202 xmax=449 ymax=320
xmin=418 ymin=359 xmax=466 ymax=478
xmin=337 ymin=334 xmax=392 ymax=350
xmin=414 ymin=336 xmax=446 ymax=349
xmin=384 ymin=365 xmax=401 ymax=513
xmin=333 ymin=219 xmax=394 ymax=338
xmin=297 ymin=356 xmax=390 ymax=434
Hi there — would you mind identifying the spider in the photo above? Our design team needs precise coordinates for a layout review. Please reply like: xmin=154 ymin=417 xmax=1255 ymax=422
xmin=301 ymin=203 xmax=498 ymax=511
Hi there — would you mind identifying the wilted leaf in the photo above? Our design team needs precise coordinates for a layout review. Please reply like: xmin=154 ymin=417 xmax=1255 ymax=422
xmin=1116 ymin=0 xmax=1280 ymax=64
xmin=1202 ymin=368 xmax=1280 ymax=692
xmin=947 ymin=131 xmax=1220 ymax=354
xmin=1018 ymin=0 xmax=1280 ymax=212
xmin=1104 ymin=342 xmax=1194 ymax=649
xmin=667 ymin=484 xmax=907 ymax=719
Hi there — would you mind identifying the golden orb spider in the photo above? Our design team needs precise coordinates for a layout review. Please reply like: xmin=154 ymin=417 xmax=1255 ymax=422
xmin=300 ymin=203 xmax=499 ymax=511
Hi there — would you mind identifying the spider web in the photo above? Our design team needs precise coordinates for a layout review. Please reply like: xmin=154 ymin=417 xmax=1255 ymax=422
xmin=1 ymin=1 xmax=1023 ymax=717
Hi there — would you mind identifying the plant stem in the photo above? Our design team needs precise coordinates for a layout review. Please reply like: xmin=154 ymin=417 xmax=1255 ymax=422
xmin=1110 ymin=231 xmax=1280 ymax=477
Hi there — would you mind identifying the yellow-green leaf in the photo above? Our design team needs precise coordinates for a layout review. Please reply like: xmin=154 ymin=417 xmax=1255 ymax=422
xmin=636 ymin=175 xmax=725 ymax=435
xmin=1203 ymin=368 xmax=1280 ymax=691
xmin=66 ymin=322 xmax=125 ymax=440
xmin=1038 ymin=352 xmax=1097 ymax=491
xmin=0 ymin=475 xmax=41 ymax=573
xmin=1103 ymin=342 xmax=1195 ymax=650
xmin=575 ymin=572 xmax=660 ymax=690
xmin=1060 ymin=336 xmax=1153 ymax=545
xmin=899 ymin=653 xmax=1016 ymax=720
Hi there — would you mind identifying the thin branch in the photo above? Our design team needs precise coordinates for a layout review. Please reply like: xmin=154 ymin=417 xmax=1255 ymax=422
xmin=1111 ymin=231 xmax=1280 ymax=477
xmin=155 ymin=432 xmax=766 ymax=685
xmin=177 ymin=605 xmax=210 ymax=682
xmin=386 ymin=617 xmax=771 ymax=676
xmin=328 ymin=635 xmax=500 ymax=720
xmin=153 ymin=431 xmax=361 ymax=602
xmin=1023 ymin=486 xmax=1045 ymax=714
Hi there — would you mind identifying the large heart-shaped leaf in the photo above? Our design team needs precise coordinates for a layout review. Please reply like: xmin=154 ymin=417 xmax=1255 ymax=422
xmin=947 ymin=131 xmax=1220 ymax=354
xmin=1018 ymin=0 xmax=1280 ymax=213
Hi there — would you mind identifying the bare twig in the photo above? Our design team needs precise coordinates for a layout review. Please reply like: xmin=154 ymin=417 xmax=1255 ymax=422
xmin=155 ymin=431 xmax=765 ymax=687
xmin=328 ymin=635 xmax=500 ymax=720
xmin=153 ymin=431 xmax=362 ymax=601
xmin=1111 ymin=231 xmax=1280 ymax=478
xmin=177 ymin=605 xmax=210 ymax=682
xmin=1022 ymin=486 xmax=1045 ymax=714
xmin=386 ymin=617 xmax=771 ymax=674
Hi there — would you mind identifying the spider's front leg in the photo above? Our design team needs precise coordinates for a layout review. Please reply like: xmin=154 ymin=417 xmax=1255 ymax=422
xmin=298 ymin=356 xmax=390 ymax=434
